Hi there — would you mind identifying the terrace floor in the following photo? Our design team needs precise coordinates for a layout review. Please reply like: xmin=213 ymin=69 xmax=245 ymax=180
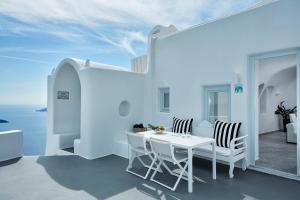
xmin=257 ymin=131 xmax=297 ymax=174
xmin=0 ymin=154 xmax=300 ymax=200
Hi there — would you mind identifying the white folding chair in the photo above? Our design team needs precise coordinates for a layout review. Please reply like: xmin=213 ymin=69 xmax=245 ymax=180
xmin=126 ymin=132 xmax=156 ymax=179
xmin=149 ymin=138 xmax=188 ymax=191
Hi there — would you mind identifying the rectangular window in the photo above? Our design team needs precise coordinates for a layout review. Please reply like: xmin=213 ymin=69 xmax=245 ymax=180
xmin=159 ymin=88 xmax=170 ymax=112
xmin=203 ymin=85 xmax=231 ymax=123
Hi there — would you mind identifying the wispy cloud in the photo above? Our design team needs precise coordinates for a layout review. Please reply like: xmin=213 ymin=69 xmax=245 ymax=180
xmin=0 ymin=0 xmax=263 ymax=56
xmin=0 ymin=55 xmax=53 ymax=64
xmin=0 ymin=47 xmax=67 ymax=54
xmin=0 ymin=0 xmax=266 ymax=105
xmin=0 ymin=0 xmax=264 ymax=27
xmin=120 ymin=31 xmax=147 ymax=56
xmin=89 ymin=30 xmax=147 ymax=56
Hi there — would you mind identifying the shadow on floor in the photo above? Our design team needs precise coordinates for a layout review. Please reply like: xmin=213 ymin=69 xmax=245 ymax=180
xmin=30 ymin=155 xmax=300 ymax=200
xmin=0 ymin=157 xmax=22 ymax=167
xmin=36 ymin=155 xmax=191 ymax=199
xmin=62 ymin=147 xmax=74 ymax=153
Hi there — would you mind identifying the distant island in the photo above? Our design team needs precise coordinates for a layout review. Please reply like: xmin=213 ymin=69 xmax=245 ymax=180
xmin=36 ymin=108 xmax=47 ymax=112
xmin=0 ymin=119 xmax=9 ymax=123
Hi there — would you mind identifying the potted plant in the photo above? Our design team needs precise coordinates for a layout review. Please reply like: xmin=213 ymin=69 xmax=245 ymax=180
xmin=274 ymin=101 xmax=296 ymax=132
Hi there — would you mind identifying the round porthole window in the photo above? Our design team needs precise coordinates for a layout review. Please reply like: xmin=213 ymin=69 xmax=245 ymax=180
xmin=119 ymin=100 xmax=130 ymax=117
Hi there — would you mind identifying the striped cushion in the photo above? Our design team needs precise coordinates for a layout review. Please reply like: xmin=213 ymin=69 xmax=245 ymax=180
xmin=213 ymin=121 xmax=241 ymax=148
xmin=172 ymin=117 xmax=193 ymax=134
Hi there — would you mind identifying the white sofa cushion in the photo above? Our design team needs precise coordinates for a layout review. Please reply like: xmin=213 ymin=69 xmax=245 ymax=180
xmin=287 ymin=123 xmax=297 ymax=135
xmin=192 ymin=120 xmax=214 ymax=138
xmin=194 ymin=144 xmax=244 ymax=157
xmin=290 ymin=114 xmax=297 ymax=123
xmin=287 ymin=123 xmax=297 ymax=143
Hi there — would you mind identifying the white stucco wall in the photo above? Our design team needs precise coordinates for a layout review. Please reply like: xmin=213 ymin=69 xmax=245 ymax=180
xmin=48 ymin=0 xmax=300 ymax=167
xmin=258 ymin=54 xmax=296 ymax=86
xmin=147 ymin=0 xmax=300 ymax=162
xmin=78 ymin=68 xmax=145 ymax=159
xmin=47 ymin=59 xmax=145 ymax=159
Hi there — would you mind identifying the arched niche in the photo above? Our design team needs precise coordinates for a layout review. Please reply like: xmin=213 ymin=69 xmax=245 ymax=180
xmin=53 ymin=63 xmax=81 ymax=149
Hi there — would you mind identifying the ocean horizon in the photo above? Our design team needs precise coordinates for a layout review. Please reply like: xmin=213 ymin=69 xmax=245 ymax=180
xmin=0 ymin=104 xmax=47 ymax=156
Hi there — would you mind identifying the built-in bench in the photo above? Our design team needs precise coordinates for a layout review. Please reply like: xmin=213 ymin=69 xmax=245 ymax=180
xmin=192 ymin=121 xmax=248 ymax=178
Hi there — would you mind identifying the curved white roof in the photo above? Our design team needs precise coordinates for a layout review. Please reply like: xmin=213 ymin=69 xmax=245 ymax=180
xmin=53 ymin=57 xmax=130 ymax=75
xmin=70 ymin=58 xmax=130 ymax=72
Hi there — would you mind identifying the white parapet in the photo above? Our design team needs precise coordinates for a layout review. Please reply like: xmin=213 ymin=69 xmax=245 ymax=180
xmin=131 ymin=55 xmax=147 ymax=73
xmin=0 ymin=130 xmax=23 ymax=162
xmin=113 ymin=140 xmax=129 ymax=159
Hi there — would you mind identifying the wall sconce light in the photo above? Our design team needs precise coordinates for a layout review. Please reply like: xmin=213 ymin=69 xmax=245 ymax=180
xmin=234 ymin=72 xmax=243 ymax=94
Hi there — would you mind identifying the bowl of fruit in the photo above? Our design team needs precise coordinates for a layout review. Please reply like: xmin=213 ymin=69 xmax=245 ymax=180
xmin=149 ymin=124 xmax=165 ymax=134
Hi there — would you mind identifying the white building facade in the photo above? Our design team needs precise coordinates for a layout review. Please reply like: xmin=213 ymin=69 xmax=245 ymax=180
xmin=47 ymin=0 xmax=300 ymax=176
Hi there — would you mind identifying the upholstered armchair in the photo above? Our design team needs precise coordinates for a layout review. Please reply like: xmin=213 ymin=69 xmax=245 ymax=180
xmin=287 ymin=114 xmax=297 ymax=143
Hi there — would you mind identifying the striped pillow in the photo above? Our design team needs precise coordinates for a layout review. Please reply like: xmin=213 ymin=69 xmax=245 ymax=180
xmin=172 ymin=117 xmax=193 ymax=134
xmin=213 ymin=121 xmax=241 ymax=148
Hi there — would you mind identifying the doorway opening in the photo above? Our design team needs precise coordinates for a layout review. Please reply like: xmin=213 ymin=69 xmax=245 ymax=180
xmin=249 ymin=49 xmax=300 ymax=179
xmin=256 ymin=55 xmax=297 ymax=174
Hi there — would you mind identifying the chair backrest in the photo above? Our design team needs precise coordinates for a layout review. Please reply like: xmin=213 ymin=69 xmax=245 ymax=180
xmin=150 ymin=138 xmax=173 ymax=158
xmin=127 ymin=132 xmax=146 ymax=150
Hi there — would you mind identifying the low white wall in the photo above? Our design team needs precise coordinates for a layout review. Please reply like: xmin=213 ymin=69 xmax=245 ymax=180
xmin=0 ymin=130 xmax=23 ymax=161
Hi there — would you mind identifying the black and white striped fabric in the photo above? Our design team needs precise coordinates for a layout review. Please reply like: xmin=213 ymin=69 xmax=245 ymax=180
xmin=172 ymin=117 xmax=193 ymax=134
xmin=213 ymin=121 xmax=241 ymax=148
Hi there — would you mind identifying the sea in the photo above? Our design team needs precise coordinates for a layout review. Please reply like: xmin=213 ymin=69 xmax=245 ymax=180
xmin=0 ymin=105 xmax=46 ymax=156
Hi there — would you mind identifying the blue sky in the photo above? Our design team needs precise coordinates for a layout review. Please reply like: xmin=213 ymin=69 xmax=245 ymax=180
xmin=0 ymin=0 xmax=263 ymax=105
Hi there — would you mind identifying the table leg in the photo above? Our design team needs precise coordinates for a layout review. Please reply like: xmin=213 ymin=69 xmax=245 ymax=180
xmin=128 ymin=146 xmax=132 ymax=169
xmin=188 ymin=148 xmax=193 ymax=193
xmin=212 ymin=141 xmax=216 ymax=180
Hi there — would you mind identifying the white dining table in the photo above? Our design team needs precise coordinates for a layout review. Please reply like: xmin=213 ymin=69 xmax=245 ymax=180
xmin=138 ymin=130 xmax=216 ymax=193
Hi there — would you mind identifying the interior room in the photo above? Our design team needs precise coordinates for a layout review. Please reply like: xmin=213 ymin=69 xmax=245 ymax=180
xmin=256 ymin=54 xmax=297 ymax=174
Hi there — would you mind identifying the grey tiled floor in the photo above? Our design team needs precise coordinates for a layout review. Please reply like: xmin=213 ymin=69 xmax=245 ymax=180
xmin=257 ymin=131 xmax=297 ymax=174
xmin=0 ymin=154 xmax=299 ymax=200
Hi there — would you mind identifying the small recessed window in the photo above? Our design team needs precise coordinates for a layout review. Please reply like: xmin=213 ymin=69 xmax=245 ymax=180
xmin=159 ymin=88 xmax=170 ymax=113
xmin=203 ymin=85 xmax=231 ymax=123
